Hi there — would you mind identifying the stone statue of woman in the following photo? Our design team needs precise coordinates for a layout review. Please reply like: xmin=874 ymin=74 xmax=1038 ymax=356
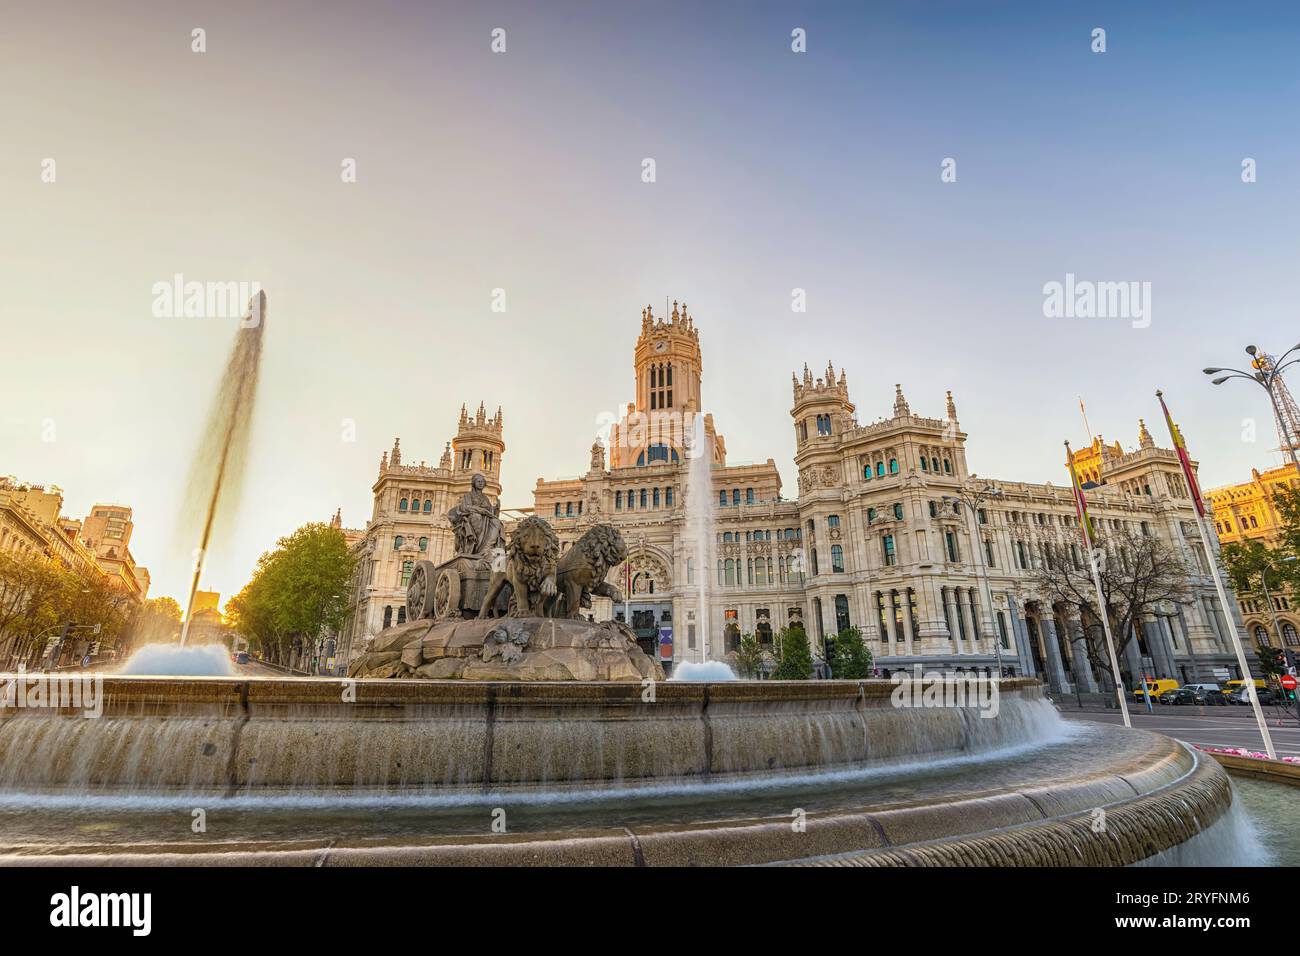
xmin=448 ymin=473 xmax=505 ymax=557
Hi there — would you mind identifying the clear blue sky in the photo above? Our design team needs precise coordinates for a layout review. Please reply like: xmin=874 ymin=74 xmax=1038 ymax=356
xmin=2 ymin=0 xmax=1297 ymax=604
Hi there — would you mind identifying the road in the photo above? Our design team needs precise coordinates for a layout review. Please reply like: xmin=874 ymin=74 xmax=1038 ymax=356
xmin=1058 ymin=700 xmax=1300 ymax=758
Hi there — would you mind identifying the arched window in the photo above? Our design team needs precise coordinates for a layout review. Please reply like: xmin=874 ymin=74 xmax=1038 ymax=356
xmin=423 ymin=499 xmax=432 ymax=513
xmin=665 ymin=487 xmax=674 ymax=506
xmin=398 ymin=498 xmax=408 ymax=512
xmin=863 ymin=465 xmax=872 ymax=481
xmin=943 ymin=459 xmax=952 ymax=474
xmin=719 ymin=490 xmax=727 ymax=507
xmin=893 ymin=503 xmax=904 ymax=520
xmin=746 ymin=487 xmax=755 ymax=504
xmin=640 ymin=489 xmax=648 ymax=508
xmin=876 ymin=462 xmax=885 ymax=477
xmin=732 ymin=489 xmax=741 ymax=506
xmin=393 ymin=535 xmax=404 ymax=550
xmin=401 ymin=560 xmax=414 ymax=586
xmin=756 ymin=559 xmax=767 ymax=586
xmin=615 ymin=491 xmax=623 ymax=510
xmin=920 ymin=457 xmax=928 ymax=472
xmin=889 ymin=458 xmax=898 ymax=474
xmin=383 ymin=606 xmax=393 ymax=628
xmin=1254 ymin=625 xmax=1270 ymax=647
xmin=554 ymin=503 xmax=562 ymax=516
xmin=653 ymin=487 xmax=661 ymax=508
xmin=725 ymin=559 xmax=736 ymax=587
xmin=831 ymin=544 xmax=844 ymax=573
xmin=931 ymin=457 xmax=940 ymax=472
xmin=418 ymin=537 xmax=428 ymax=552
xmin=1284 ymin=623 xmax=1299 ymax=647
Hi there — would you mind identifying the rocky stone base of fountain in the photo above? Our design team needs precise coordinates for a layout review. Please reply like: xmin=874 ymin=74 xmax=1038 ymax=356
xmin=347 ymin=616 xmax=665 ymax=682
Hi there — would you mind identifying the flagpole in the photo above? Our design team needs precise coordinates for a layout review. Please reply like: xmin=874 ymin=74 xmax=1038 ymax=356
xmin=1065 ymin=441 xmax=1132 ymax=727
xmin=1156 ymin=390 xmax=1275 ymax=758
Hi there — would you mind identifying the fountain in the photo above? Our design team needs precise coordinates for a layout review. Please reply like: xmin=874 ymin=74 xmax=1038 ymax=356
xmin=117 ymin=293 xmax=265 ymax=677
xmin=0 ymin=293 xmax=1252 ymax=866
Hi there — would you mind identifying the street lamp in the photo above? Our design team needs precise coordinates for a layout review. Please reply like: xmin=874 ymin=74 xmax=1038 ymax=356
xmin=1257 ymin=555 xmax=1298 ymax=652
xmin=1204 ymin=342 xmax=1300 ymax=473
xmin=942 ymin=478 xmax=1006 ymax=678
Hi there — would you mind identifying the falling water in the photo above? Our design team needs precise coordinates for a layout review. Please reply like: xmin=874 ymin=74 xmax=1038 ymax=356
xmin=177 ymin=291 xmax=266 ymax=645
xmin=686 ymin=411 xmax=716 ymax=662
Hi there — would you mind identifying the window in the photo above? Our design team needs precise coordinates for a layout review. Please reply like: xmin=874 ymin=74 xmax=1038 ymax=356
xmin=943 ymin=459 xmax=952 ymax=474
xmin=719 ymin=491 xmax=728 ymax=507
xmin=566 ymin=502 xmax=573 ymax=516
xmin=945 ymin=531 xmax=959 ymax=563
xmin=665 ymin=487 xmax=674 ymax=506
xmin=399 ymin=498 xmax=408 ymax=512
xmin=393 ymin=535 xmax=404 ymax=550
xmin=978 ymin=508 xmax=987 ymax=524
xmin=383 ymin=606 xmax=393 ymax=628
xmin=828 ymin=514 xmax=841 ymax=529
xmin=984 ymin=538 xmax=994 ymax=567
xmin=555 ymin=503 xmax=562 ymax=517
xmin=882 ymin=535 xmax=896 ymax=566
xmin=725 ymin=559 xmax=736 ymax=587
xmin=732 ymin=489 xmax=740 ymax=506
xmin=615 ymin=491 xmax=622 ymax=510
xmin=920 ymin=457 xmax=928 ymax=472
xmin=419 ymin=537 xmax=428 ymax=552
xmin=401 ymin=560 xmax=414 ymax=586
xmin=863 ymin=465 xmax=872 ymax=481
xmin=889 ymin=458 xmax=898 ymax=475
xmin=928 ymin=500 xmax=938 ymax=518
xmin=423 ymin=499 xmax=432 ymax=513
xmin=867 ymin=507 xmax=876 ymax=524
xmin=835 ymin=594 xmax=851 ymax=632
xmin=931 ymin=457 xmax=940 ymax=472
xmin=1285 ymin=623 xmax=1298 ymax=647
xmin=746 ymin=487 xmax=755 ymax=504
xmin=876 ymin=462 xmax=885 ymax=477
xmin=831 ymin=544 xmax=844 ymax=573
xmin=640 ymin=489 xmax=648 ymax=508
xmin=893 ymin=503 xmax=904 ymax=521
xmin=653 ymin=488 xmax=661 ymax=508
xmin=996 ymin=611 xmax=1010 ymax=649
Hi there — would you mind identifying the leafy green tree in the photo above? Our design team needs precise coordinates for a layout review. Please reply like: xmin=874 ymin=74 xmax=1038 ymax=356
xmin=771 ymin=625 xmax=813 ymax=680
xmin=226 ymin=523 xmax=353 ymax=667
xmin=829 ymin=625 xmax=873 ymax=679
xmin=126 ymin=596 xmax=183 ymax=650
xmin=732 ymin=632 xmax=770 ymax=678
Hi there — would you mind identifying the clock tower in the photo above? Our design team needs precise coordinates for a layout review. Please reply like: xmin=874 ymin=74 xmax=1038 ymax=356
xmin=608 ymin=300 xmax=725 ymax=468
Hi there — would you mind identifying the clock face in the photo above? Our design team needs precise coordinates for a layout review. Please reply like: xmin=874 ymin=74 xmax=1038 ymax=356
xmin=653 ymin=340 xmax=667 ymax=353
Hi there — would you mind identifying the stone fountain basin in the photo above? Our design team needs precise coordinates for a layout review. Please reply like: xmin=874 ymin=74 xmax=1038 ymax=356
xmin=0 ymin=677 xmax=1232 ymax=865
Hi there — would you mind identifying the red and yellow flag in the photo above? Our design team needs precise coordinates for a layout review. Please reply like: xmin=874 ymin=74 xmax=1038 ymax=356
xmin=1065 ymin=443 xmax=1097 ymax=547
xmin=1156 ymin=391 xmax=1206 ymax=516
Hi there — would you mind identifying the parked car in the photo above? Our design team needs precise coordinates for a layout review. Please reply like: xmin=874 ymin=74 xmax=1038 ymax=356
xmin=1133 ymin=679 xmax=1180 ymax=701
xmin=235 ymin=651 xmax=250 ymax=665
xmin=1159 ymin=688 xmax=1198 ymax=705
xmin=1226 ymin=686 xmax=1281 ymax=705
xmin=1197 ymin=689 xmax=1228 ymax=706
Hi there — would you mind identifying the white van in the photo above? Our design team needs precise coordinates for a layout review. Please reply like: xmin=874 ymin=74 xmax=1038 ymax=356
xmin=1184 ymin=683 xmax=1221 ymax=693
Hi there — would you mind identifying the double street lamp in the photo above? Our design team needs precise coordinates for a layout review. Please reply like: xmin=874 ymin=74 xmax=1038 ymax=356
xmin=942 ymin=479 xmax=1006 ymax=678
xmin=1204 ymin=342 xmax=1300 ymax=472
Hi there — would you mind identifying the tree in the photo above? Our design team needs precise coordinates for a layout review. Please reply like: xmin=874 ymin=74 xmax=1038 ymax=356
xmin=126 ymin=596 xmax=183 ymax=650
xmin=829 ymin=626 xmax=873 ymax=679
xmin=732 ymin=633 xmax=771 ymax=678
xmin=1033 ymin=528 xmax=1192 ymax=687
xmin=226 ymin=523 xmax=354 ymax=667
xmin=771 ymin=625 xmax=813 ymax=680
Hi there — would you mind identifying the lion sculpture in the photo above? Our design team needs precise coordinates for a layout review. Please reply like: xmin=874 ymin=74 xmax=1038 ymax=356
xmin=546 ymin=524 xmax=628 ymax=619
xmin=479 ymin=515 xmax=559 ymax=618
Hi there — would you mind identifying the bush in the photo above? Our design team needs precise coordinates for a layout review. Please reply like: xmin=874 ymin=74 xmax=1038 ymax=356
xmin=771 ymin=626 xmax=813 ymax=680
xmin=733 ymin=632 xmax=770 ymax=678
xmin=829 ymin=626 xmax=873 ymax=679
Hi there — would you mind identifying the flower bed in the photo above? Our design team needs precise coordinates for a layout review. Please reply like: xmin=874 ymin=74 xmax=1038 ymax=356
xmin=1197 ymin=745 xmax=1300 ymax=765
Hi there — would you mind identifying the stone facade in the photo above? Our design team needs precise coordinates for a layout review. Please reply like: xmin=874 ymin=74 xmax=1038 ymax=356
xmin=1206 ymin=461 xmax=1300 ymax=652
xmin=341 ymin=303 xmax=1251 ymax=690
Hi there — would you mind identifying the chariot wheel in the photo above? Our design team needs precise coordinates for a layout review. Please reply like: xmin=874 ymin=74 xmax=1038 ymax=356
xmin=406 ymin=560 xmax=439 ymax=621
xmin=430 ymin=565 xmax=462 ymax=621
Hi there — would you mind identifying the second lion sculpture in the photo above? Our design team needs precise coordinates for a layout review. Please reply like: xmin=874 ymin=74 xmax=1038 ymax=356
xmin=478 ymin=519 xmax=627 ymax=619
xmin=547 ymin=523 xmax=628 ymax=619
